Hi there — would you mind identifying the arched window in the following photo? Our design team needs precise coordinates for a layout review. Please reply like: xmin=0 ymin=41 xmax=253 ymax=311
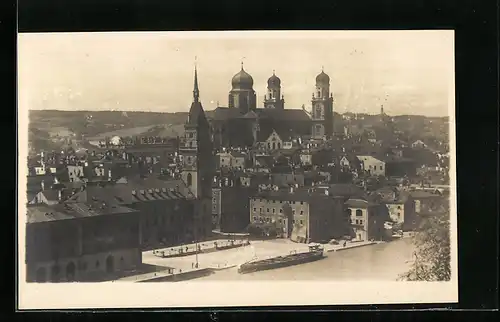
xmin=187 ymin=173 xmax=193 ymax=187
xmin=272 ymin=142 xmax=276 ymax=150
xmin=66 ymin=262 xmax=76 ymax=282
xmin=50 ymin=265 xmax=61 ymax=282
xmin=36 ymin=267 xmax=46 ymax=283
xmin=106 ymin=255 xmax=115 ymax=274
xmin=277 ymin=142 xmax=281 ymax=149
xmin=356 ymin=209 xmax=363 ymax=217
xmin=268 ymin=142 xmax=271 ymax=149
xmin=346 ymin=209 xmax=352 ymax=217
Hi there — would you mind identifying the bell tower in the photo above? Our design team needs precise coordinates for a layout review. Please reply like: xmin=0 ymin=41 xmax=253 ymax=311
xmin=311 ymin=67 xmax=334 ymax=139
xmin=179 ymin=61 xmax=214 ymax=239
xmin=264 ymin=70 xmax=285 ymax=109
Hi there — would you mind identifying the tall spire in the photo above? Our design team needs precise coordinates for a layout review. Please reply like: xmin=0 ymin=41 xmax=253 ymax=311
xmin=193 ymin=56 xmax=199 ymax=102
xmin=241 ymin=61 xmax=244 ymax=70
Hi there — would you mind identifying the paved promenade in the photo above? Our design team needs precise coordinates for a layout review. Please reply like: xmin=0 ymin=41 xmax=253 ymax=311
xmin=142 ymin=239 xmax=381 ymax=273
xmin=117 ymin=239 xmax=383 ymax=282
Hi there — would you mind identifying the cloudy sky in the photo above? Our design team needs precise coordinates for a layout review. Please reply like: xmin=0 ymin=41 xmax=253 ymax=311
xmin=18 ymin=31 xmax=454 ymax=116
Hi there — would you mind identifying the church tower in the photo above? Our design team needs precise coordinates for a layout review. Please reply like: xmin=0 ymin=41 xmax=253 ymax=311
xmin=180 ymin=62 xmax=214 ymax=239
xmin=228 ymin=62 xmax=257 ymax=114
xmin=264 ymin=70 xmax=285 ymax=109
xmin=311 ymin=68 xmax=334 ymax=139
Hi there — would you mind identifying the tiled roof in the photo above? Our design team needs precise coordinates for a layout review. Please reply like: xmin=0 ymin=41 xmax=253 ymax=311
xmin=256 ymin=108 xmax=311 ymax=122
xmin=206 ymin=107 xmax=243 ymax=121
xmin=409 ymin=190 xmax=442 ymax=199
xmin=66 ymin=176 xmax=194 ymax=205
xmin=26 ymin=203 xmax=139 ymax=224
xmin=345 ymin=198 xmax=369 ymax=208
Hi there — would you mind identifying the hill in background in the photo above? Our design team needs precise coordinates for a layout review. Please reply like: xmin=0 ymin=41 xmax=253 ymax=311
xmin=27 ymin=109 xmax=449 ymax=153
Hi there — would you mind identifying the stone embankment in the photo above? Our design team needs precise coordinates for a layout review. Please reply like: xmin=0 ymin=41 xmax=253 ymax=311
xmin=119 ymin=239 xmax=386 ymax=282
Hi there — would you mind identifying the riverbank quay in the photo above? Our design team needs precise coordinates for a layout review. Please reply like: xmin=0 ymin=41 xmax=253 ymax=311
xmin=152 ymin=239 xmax=249 ymax=258
xmin=324 ymin=240 xmax=382 ymax=253
xmin=116 ymin=267 xmax=213 ymax=282
xmin=118 ymin=239 xmax=391 ymax=282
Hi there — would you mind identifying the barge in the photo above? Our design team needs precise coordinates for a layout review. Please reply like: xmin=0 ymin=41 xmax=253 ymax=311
xmin=237 ymin=243 xmax=325 ymax=274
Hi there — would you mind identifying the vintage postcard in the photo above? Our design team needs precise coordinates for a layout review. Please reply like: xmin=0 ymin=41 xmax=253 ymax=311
xmin=18 ymin=30 xmax=457 ymax=309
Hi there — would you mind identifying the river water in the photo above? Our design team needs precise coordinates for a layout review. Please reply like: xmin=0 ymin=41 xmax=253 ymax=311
xmin=198 ymin=238 xmax=416 ymax=281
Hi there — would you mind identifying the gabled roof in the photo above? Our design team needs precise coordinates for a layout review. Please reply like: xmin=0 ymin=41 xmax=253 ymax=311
xmin=26 ymin=203 xmax=139 ymax=224
xmin=66 ymin=176 xmax=194 ymax=205
xmin=206 ymin=107 xmax=243 ymax=121
xmin=345 ymin=198 xmax=369 ymax=208
xmin=256 ymin=108 xmax=311 ymax=122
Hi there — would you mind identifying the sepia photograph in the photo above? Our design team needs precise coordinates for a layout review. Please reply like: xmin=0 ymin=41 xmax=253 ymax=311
xmin=18 ymin=30 xmax=457 ymax=309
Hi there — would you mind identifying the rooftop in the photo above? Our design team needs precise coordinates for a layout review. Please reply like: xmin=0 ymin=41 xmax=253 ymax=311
xmin=26 ymin=203 xmax=139 ymax=224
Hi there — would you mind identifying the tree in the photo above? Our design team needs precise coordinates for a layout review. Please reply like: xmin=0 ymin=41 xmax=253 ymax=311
xmin=399 ymin=212 xmax=451 ymax=281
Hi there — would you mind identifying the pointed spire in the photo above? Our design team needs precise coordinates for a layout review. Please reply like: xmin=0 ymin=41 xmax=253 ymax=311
xmin=273 ymin=69 xmax=275 ymax=75
xmin=321 ymin=65 xmax=324 ymax=72
xmin=193 ymin=57 xmax=199 ymax=102
xmin=241 ymin=61 xmax=244 ymax=70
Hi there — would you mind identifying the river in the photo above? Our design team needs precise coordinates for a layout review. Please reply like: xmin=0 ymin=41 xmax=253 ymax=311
xmin=198 ymin=237 xmax=416 ymax=281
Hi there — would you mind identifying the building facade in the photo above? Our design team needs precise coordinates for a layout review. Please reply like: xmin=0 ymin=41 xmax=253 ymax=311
xmin=249 ymin=188 xmax=348 ymax=243
xmin=26 ymin=203 xmax=141 ymax=283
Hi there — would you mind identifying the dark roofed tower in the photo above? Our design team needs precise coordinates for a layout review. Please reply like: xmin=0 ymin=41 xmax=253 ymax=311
xmin=311 ymin=67 xmax=334 ymax=139
xmin=180 ymin=62 xmax=214 ymax=239
xmin=228 ymin=62 xmax=257 ymax=114
xmin=264 ymin=70 xmax=285 ymax=109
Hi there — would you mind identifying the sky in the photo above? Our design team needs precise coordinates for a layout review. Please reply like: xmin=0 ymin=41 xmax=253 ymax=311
xmin=18 ymin=31 xmax=454 ymax=117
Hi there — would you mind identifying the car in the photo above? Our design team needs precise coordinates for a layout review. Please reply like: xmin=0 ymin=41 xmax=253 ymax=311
xmin=328 ymin=239 xmax=339 ymax=245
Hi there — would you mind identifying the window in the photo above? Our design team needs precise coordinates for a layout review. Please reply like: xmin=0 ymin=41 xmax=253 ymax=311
xmin=253 ymin=208 xmax=256 ymax=212
xmin=397 ymin=206 xmax=401 ymax=210
xmin=359 ymin=220 xmax=363 ymax=225
xmin=380 ymin=166 xmax=383 ymax=170
xmin=355 ymin=219 xmax=359 ymax=224
xmin=279 ymin=209 xmax=283 ymax=213
xmin=356 ymin=209 xmax=363 ymax=217
xmin=292 ymin=210 xmax=296 ymax=215
xmin=279 ymin=219 xmax=282 ymax=223
xmin=266 ymin=218 xmax=270 ymax=223
xmin=268 ymin=143 xmax=271 ymax=149
xmin=300 ymin=211 xmax=304 ymax=215
xmin=273 ymin=208 xmax=276 ymax=213
xmin=260 ymin=208 xmax=263 ymax=213
xmin=186 ymin=173 xmax=192 ymax=187
xmin=300 ymin=201 xmax=303 ymax=205
xmin=267 ymin=208 xmax=270 ymax=213
xmin=293 ymin=220 xmax=296 ymax=224
xmin=278 ymin=142 xmax=281 ymax=149
xmin=397 ymin=213 xmax=401 ymax=218
xmin=253 ymin=216 xmax=257 ymax=221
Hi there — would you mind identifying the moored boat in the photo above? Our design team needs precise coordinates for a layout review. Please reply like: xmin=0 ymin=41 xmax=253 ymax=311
xmin=237 ymin=243 xmax=325 ymax=274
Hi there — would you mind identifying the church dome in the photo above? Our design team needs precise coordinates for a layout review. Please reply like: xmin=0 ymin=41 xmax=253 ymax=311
xmin=232 ymin=65 xmax=254 ymax=89
xmin=316 ymin=70 xmax=330 ymax=84
xmin=267 ymin=71 xmax=281 ymax=87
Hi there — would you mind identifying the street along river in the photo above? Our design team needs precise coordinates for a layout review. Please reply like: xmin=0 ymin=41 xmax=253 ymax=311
xmin=197 ymin=237 xmax=416 ymax=281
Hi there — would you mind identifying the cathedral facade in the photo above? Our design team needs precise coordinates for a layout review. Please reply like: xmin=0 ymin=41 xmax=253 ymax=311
xmin=208 ymin=64 xmax=335 ymax=149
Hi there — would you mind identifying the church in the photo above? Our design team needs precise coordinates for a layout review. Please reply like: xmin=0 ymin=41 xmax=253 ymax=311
xmin=206 ymin=64 xmax=336 ymax=149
